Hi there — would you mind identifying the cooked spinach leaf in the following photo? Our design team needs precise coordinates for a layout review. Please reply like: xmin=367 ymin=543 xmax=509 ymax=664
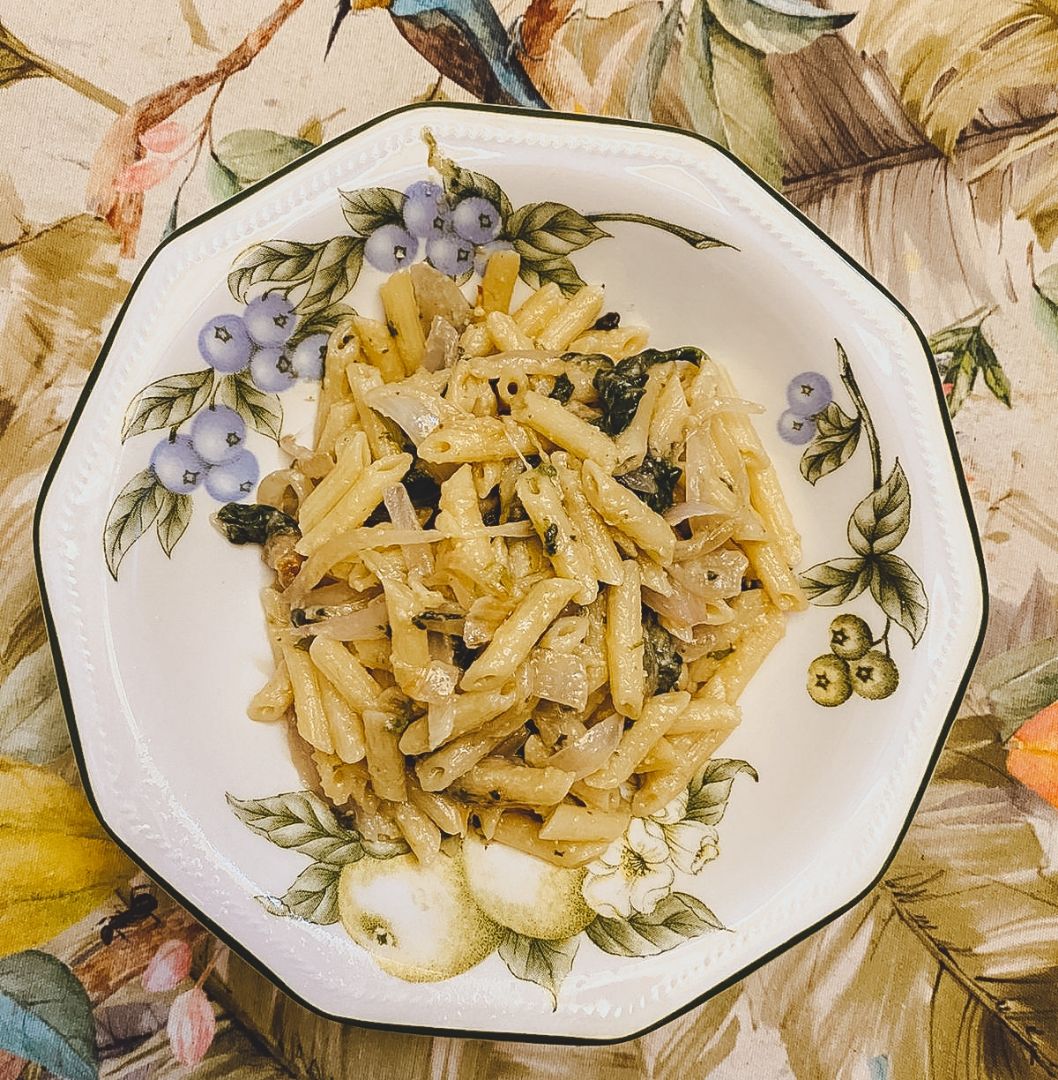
xmin=592 ymin=347 xmax=704 ymax=436
xmin=214 ymin=503 xmax=299 ymax=545
xmin=549 ymin=373 xmax=574 ymax=404
xmin=643 ymin=610 xmax=684 ymax=695
xmin=616 ymin=455 xmax=683 ymax=513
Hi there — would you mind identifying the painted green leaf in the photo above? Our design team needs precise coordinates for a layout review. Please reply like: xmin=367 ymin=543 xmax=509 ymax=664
xmin=498 ymin=930 xmax=578 ymax=1008
xmin=210 ymin=129 xmax=314 ymax=190
xmin=227 ymin=239 xmax=325 ymax=304
xmin=587 ymin=892 xmax=725 ymax=957
xmin=428 ymin=142 xmax=513 ymax=223
xmin=686 ymin=758 xmax=758 ymax=826
xmin=205 ymin=152 xmax=241 ymax=204
xmin=518 ymin=254 xmax=587 ymax=298
xmin=977 ymin=636 xmax=1058 ymax=730
xmin=0 ymin=646 xmax=69 ymax=765
xmin=288 ymin=304 xmax=355 ymax=349
xmin=0 ymin=950 xmax=97 ymax=1080
xmin=103 ymin=469 xmax=166 ymax=580
xmin=506 ymin=202 xmax=610 ymax=259
xmin=929 ymin=320 xmax=1009 ymax=415
xmin=798 ymin=557 xmax=869 ymax=605
xmin=258 ymin=862 xmax=341 ymax=925
xmin=870 ymin=553 xmax=929 ymax=645
xmin=227 ymin=790 xmax=363 ymax=863
xmin=155 ymin=491 xmax=192 ymax=557
xmin=297 ymin=236 xmax=364 ymax=316
xmin=121 ymin=369 xmax=213 ymax=441
xmin=848 ymin=460 xmax=911 ymax=556
xmin=679 ymin=2 xmax=783 ymax=187
xmin=215 ymin=372 xmax=282 ymax=442
xmin=627 ymin=0 xmax=683 ymax=121
xmin=338 ymin=187 xmax=405 ymax=236
xmin=0 ymin=22 xmax=45 ymax=90
xmin=801 ymin=402 xmax=860 ymax=484
xmin=706 ymin=0 xmax=855 ymax=54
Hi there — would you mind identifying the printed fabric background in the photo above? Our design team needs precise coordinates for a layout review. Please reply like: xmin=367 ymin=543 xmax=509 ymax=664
xmin=1 ymin=0 xmax=1057 ymax=1076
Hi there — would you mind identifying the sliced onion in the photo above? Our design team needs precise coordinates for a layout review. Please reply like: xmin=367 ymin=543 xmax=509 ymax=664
xmin=530 ymin=650 xmax=589 ymax=711
xmin=547 ymin=714 xmax=622 ymax=779
xmin=669 ymin=548 xmax=748 ymax=600
xmin=664 ymin=501 xmax=726 ymax=525
xmin=422 ymin=316 xmax=460 ymax=372
xmin=365 ymin=384 xmax=458 ymax=445
xmin=411 ymin=660 xmax=462 ymax=704
xmin=384 ymin=483 xmax=434 ymax=576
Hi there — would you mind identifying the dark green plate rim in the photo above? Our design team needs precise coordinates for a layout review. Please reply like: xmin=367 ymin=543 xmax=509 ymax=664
xmin=33 ymin=100 xmax=988 ymax=1046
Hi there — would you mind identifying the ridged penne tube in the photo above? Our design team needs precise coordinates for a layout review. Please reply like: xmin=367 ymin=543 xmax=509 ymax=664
xmin=345 ymin=363 xmax=405 ymax=458
xmin=537 ymin=285 xmax=604 ymax=351
xmin=393 ymin=801 xmax=441 ymax=863
xmin=309 ymin=638 xmax=383 ymax=713
xmin=379 ymin=268 xmax=426 ymax=374
xmin=296 ymin=453 xmax=412 ymax=556
xmin=489 ymin=813 xmax=608 ymax=868
xmin=318 ymin=674 xmax=367 ymax=763
xmin=569 ymin=324 xmax=649 ymax=359
xmin=461 ymin=578 xmax=581 ymax=691
xmin=360 ymin=705 xmax=407 ymax=802
xmin=515 ymin=467 xmax=597 ymax=605
xmin=282 ymin=643 xmax=333 ymax=754
xmin=552 ymin=453 xmax=623 ymax=586
xmin=581 ymin=460 xmax=675 ymax=564
xmin=748 ymin=460 xmax=802 ymax=567
xmin=480 ymin=249 xmax=521 ymax=313
xmin=515 ymin=391 xmax=619 ymax=472
xmin=352 ymin=315 xmax=404 ymax=383
xmin=399 ymin=686 xmax=517 ymax=755
xmin=706 ymin=604 xmax=786 ymax=704
xmin=418 ymin=417 xmax=536 ymax=464
xmin=539 ymin=803 xmax=631 ymax=842
xmin=605 ymin=560 xmax=646 ymax=719
xmin=648 ymin=368 xmax=690 ymax=456
xmin=407 ymin=786 xmax=469 ymax=836
xmin=585 ymin=691 xmax=689 ymax=789
xmin=614 ymin=368 xmax=665 ymax=469
xmin=512 ymin=281 xmax=564 ymax=335
xmin=742 ymin=540 xmax=807 ymax=612
xmin=485 ymin=310 xmax=533 ymax=352
xmin=297 ymin=431 xmax=370 ymax=533
xmin=632 ymin=732 xmax=718 ymax=817
xmin=456 ymin=758 xmax=574 ymax=805
xmin=247 ymin=662 xmax=293 ymax=723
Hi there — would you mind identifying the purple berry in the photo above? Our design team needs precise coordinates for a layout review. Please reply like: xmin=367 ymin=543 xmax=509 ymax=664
xmin=198 ymin=314 xmax=253 ymax=373
xmin=402 ymin=181 xmax=450 ymax=240
xmin=786 ymin=372 xmax=832 ymax=417
xmin=427 ymin=234 xmax=475 ymax=278
xmin=474 ymin=239 xmax=515 ymax=277
xmin=291 ymin=334 xmax=328 ymax=381
xmin=190 ymin=405 xmax=246 ymax=465
xmin=778 ymin=408 xmax=815 ymax=445
xmin=249 ymin=346 xmax=298 ymax=393
xmin=244 ymin=294 xmax=296 ymax=347
xmin=451 ymin=197 xmax=502 ymax=244
xmin=205 ymin=448 xmax=259 ymax=502
xmin=150 ymin=434 xmax=206 ymax=494
xmin=365 ymin=224 xmax=419 ymax=273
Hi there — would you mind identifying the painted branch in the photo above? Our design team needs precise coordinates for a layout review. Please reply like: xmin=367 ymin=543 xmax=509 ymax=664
xmin=87 ymin=0 xmax=304 ymax=256
xmin=73 ymin=902 xmax=210 ymax=1004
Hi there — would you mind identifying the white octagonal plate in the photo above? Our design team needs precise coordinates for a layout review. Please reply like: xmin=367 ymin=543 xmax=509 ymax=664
xmin=36 ymin=103 xmax=986 ymax=1042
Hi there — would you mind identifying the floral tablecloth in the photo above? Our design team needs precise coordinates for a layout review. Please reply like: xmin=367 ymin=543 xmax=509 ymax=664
xmin=3 ymin=0 xmax=1058 ymax=1076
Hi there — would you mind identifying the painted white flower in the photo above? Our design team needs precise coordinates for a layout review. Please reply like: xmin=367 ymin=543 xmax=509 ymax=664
xmin=653 ymin=790 xmax=721 ymax=874
xmin=581 ymin=818 xmax=674 ymax=919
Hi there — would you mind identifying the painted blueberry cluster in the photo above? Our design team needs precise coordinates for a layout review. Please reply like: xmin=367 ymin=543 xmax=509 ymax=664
xmin=362 ymin=180 xmax=511 ymax=279
xmin=777 ymin=371 xmax=833 ymax=444
xmin=807 ymin=614 xmax=899 ymax=707
xmin=165 ymin=296 xmax=327 ymax=505
xmin=199 ymin=295 xmax=326 ymax=398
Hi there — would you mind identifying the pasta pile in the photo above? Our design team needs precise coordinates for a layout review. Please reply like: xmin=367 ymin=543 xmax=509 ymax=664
xmin=223 ymin=251 xmax=805 ymax=868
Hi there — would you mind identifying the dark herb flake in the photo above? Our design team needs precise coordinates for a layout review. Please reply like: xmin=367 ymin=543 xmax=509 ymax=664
xmin=643 ymin=610 xmax=683 ymax=695
xmin=594 ymin=311 xmax=621 ymax=330
xmin=543 ymin=522 xmax=559 ymax=555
